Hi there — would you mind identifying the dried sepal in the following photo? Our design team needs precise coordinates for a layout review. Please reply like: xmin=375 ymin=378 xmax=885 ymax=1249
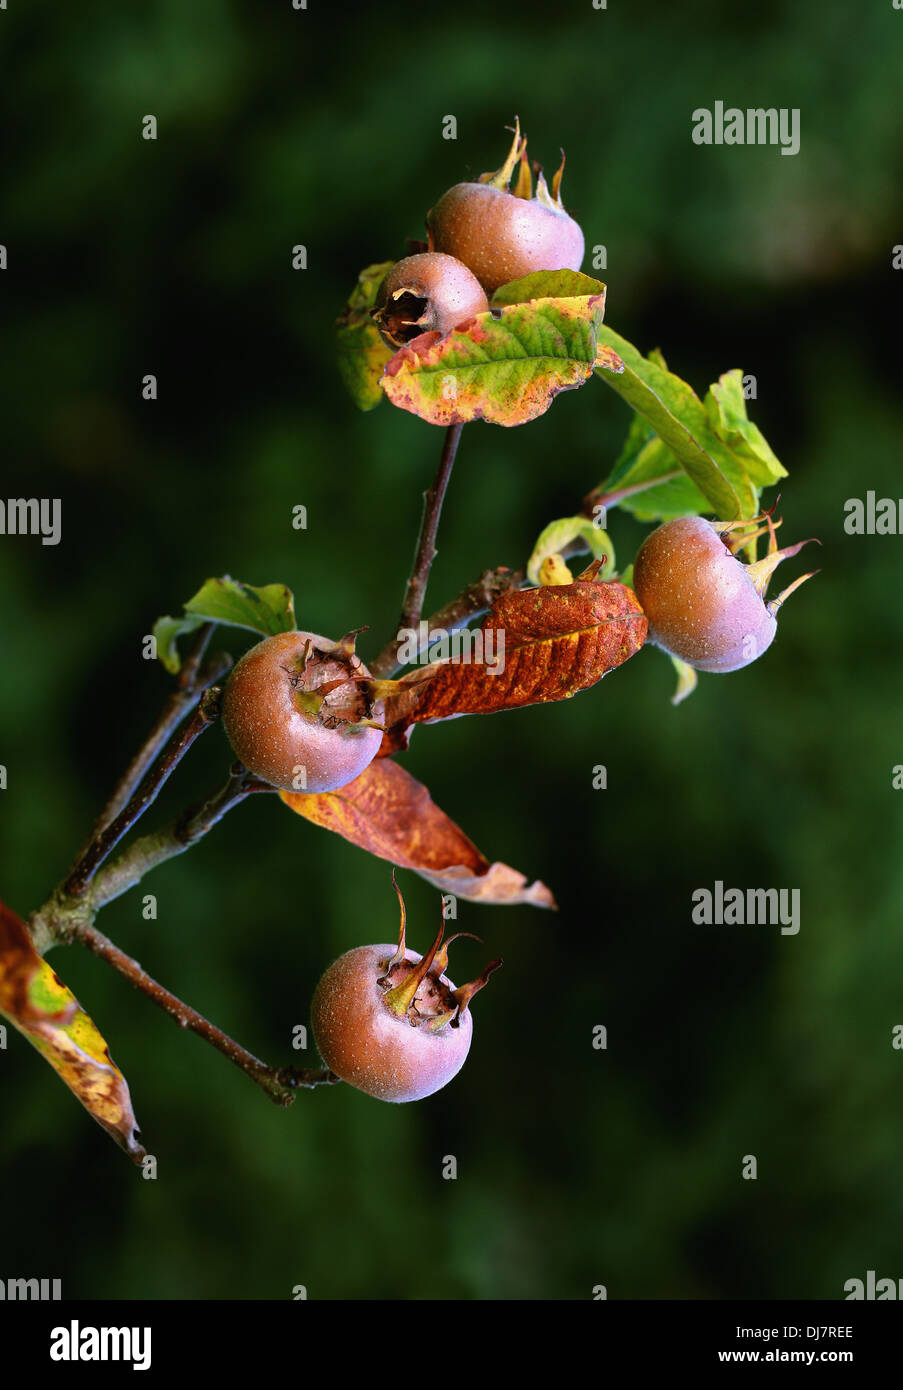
xmin=479 ymin=117 xmax=522 ymax=189
xmin=551 ymin=149 xmax=566 ymax=204
xmin=381 ymin=918 xmax=445 ymax=1019
xmin=376 ymin=878 xmax=501 ymax=1031
xmin=514 ymin=138 xmax=533 ymax=199
xmin=768 ymin=569 xmax=819 ymax=614
xmin=430 ymin=931 xmax=481 ymax=979
xmin=379 ymin=869 xmax=409 ymax=980
xmin=452 ymin=959 xmax=503 ymax=1020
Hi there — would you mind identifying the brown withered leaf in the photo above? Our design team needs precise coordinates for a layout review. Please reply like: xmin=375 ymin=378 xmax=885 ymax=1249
xmin=0 ymin=900 xmax=145 ymax=1161
xmin=280 ymin=760 xmax=555 ymax=908
xmin=381 ymin=577 xmax=647 ymax=748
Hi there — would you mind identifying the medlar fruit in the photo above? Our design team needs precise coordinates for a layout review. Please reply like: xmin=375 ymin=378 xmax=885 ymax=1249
xmin=426 ymin=118 xmax=585 ymax=293
xmin=311 ymin=876 xmax=501 ymax=1103
xmin=632 ymin=514 xmax=816 ymax=673
xmin=221 ymin=630 xmax=383 ymax=792
xmin=371 ymin=252 xmax=489 ymax=349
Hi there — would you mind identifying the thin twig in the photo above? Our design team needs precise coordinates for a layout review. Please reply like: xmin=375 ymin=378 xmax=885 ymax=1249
xmin=30 ymin=768 xmax=273 ymax=953
xmin=73 ymin=923 xmax=338 ymax=1105
xmin=371 ymin=422 xmax=463 ymax=677
xmin=92 ymin=765 xmax=273 ymax=912
xmin=90 ymin=623 xmax=232 ymax=838
xmin=581 ymin=470 xmax=684 ymax=517
xmin=551 ymin=474 xmax=689 ymax=570
xmin=371 ymin=565 xmax=524 ymax=677
xmin=63 ymin=688 xmax=223 ymax=898
xmin=401 ymin=421 xmax=464 ymax=630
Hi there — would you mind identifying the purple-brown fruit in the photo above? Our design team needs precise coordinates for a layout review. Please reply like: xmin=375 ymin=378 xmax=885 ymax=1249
xmin=371 ymin=252 xmax=489 ymax=349
xmin=426 ymin=119 xmax=585 ymax=294
xmin=222 ymin=630 xmax=383 ymax=792
xmin=311 ymin=877 xmax=500 ymax=1103
xmin=632 ymin=515 xmax=816 ymax=673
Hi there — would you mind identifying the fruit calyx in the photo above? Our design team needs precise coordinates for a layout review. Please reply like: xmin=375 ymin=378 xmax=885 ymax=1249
xmin=711 ymin=508 xmax=820 ymax=613
xmin=377 ymin=874 xmax=501 ymax=1034
xmin=371 ymin=252 xmax=490 ymax=349
xmin=478 ymin=116 xmax=571 ymax=214
xmin=284 ymin=628 xmax=383 ymax=733
xmin=374 ymin=288 xmax=433 ymax=346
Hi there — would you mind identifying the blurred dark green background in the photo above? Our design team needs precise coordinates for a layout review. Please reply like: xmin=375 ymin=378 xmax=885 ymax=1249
xmin=1 ymin=0 xmax=901 ymax=1299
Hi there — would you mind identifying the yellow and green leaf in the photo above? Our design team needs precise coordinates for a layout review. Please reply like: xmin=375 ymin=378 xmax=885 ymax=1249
xmin=0 ymin=902 xmax=145 ymax=1161
xmin=381 ymin=291 xmax=614 ymax=428
xmin=336 ymin=261 xmax=394 ymax=411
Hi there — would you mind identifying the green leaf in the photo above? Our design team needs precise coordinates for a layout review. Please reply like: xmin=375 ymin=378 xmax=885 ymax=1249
xmin=184 ymin=577 xmax=296 ymax=633
xmin=598 ymin=413 xmax=712 ymax=522
xmin=527 ymin=516 xmax=615 ymax=585
xmin=594 ymin=327 xmax=758 ymax=520
xmin=491 ymin=269 xmax=608 ymax=305
xmin=153 ymin=577 xmax=297 ymax=674
xmin=0 ymin=901 xmax=145 ymax=1161
xmin=704 ymin=369 xmax=787 ymax=488
xmin=153 ymin=613 xmax=207 ymax=674
xmin=381 ymin=292 xmax=612 ymax=428
xmin=669 ymin=655 xmax=698 ymax=706
xmin=336 ymin=261 xmax=394 ymax=411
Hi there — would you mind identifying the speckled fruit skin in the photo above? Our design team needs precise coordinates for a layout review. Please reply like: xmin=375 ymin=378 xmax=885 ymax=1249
xmin=427 ymin=183 xmax=585 ymax=293
xmin=311 ymin=943 xmax=473 ymax=1103
xmin=633 ymin=516 xmax=777 ymax=673
xmin=221 ymin=631 xmax=383 ymax=793
xmin=373 ymin=252 xmax=489 ymax=348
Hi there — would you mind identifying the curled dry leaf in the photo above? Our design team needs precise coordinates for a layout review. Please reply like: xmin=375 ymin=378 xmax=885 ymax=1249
xmin=280 ymin=759 xmax=555 ymax=908
xmin=379 ymin=573 xmax=647 ymax=750
xmin=0 ymin=901 xmax=145 ymax=1160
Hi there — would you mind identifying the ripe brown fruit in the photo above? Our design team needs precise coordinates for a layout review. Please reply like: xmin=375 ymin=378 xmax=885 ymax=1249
xmin=371 ymin=252 xmax=489 ymax=349
xmin=311 ymin=876 xmax=501 ymax=1103
xmin=426 ymin=119 xmax=585 ymax=293
xmin=632 ymin=514 xmax=816 ymax=673
xmin=221 ymin=630 xmax=383 ymax=792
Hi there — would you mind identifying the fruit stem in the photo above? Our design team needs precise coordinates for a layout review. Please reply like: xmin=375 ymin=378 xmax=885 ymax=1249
xmin=72 ymin=922 xmax=339 ymax=1105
